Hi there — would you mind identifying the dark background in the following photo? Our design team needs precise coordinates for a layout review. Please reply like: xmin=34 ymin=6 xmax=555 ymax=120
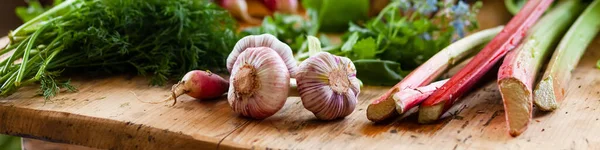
xmin=1 ymin=0 xmax=27 ymax=34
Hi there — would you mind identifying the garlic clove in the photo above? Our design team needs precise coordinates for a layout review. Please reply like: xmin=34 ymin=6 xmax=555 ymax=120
xmin=296 ymin=52 xmax=361 ymax=120
xmin=226 ymin=34 xmax=297 ymax=77
xmin=228 ymin=47 xmax=290 ymax=119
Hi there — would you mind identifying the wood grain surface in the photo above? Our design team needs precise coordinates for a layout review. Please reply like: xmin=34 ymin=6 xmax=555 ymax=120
xmin=1 ymin=1 xmax=600 ymax=149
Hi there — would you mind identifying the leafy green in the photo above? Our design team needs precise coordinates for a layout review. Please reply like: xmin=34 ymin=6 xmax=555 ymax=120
xmin=242 ymin=12 xmax=316 ymax=52
xmin=302 ymin=0 xmax=370 ymax=32
xmin=15 ymin=1 xmax=46 ymax=22
xmin=2 ymin=0 xmax=237 ymax=98
xmin=352 ymin=60 xmax=406 ymax=85
xmin=0 ymin=134 xmax=20 ymax=150
xmin=328 ymin=0 xmax=481 ymax=85
xmin=239 ymin=0 xmax=481 ymax=86
xmin=350 ymin=37 xmax=377 ymax=59
xmin=597 ymin=60 xmax=600 ymax=69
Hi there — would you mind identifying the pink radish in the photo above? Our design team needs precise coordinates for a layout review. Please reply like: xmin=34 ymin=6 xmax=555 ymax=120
xmin=216 ymin=0 xmax=261 ymax=24
xmin=171 ymin=70 xmax=229 ymax=105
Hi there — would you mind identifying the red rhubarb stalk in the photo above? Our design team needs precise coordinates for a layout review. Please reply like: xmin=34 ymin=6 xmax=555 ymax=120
xmin=418 ymin=0 xmax=553 ymax=124
xmin=366 ymin=26 xmax=503 ymax=122
xmin=534 ymin=0 xmax=600 ymax=111
xmin=393 ymin=79 xmax=448 ymax=114
xmin=498 ymin=0 xmax=583 ymax=137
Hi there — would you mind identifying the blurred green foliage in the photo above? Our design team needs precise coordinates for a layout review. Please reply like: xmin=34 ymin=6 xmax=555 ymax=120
xmin=0 ymin=134 xmax=21 ymax=150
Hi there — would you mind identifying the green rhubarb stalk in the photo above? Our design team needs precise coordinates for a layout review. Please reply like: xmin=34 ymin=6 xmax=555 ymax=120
xmin=534 ymin=0 xmax=600 ymax=111
xmin=498 ymin=0 xmax=584 ymax=137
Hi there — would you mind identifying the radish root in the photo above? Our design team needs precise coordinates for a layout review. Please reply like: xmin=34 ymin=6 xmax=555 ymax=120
xmin=130 ymin=91 xmax=173 ymax=105
xmin=171 ymin=81 xmax=189 ymax=106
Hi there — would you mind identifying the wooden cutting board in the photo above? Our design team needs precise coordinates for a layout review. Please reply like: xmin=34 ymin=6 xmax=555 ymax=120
xmin=1 ymin=1 xmax=600 ymax=149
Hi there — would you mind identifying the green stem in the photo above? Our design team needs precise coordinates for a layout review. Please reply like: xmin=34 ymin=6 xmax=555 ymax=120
xmin=0 ymin=69 xmax=15 ymax=84
xmin=306 ymin=36 xmax=322 ymax=57
xmin=1 ymin=72 xmax=18 ymax=90
xmin=11 ymin=0 xmax=77 ymax=37
xmin=33 ymin=33 xmax=67 ymax=80
xmin=534 ymin=0 xmax=600 ymax=111
xmin=35 ymin=47 xmax=63 ymax=80
xmin=1 ymin=37 xmax=30 ymax=73
xmin=505 ymin=0 xmax=524 ymax=15
xmin=15 ymin=23 xmax=49 ymax=86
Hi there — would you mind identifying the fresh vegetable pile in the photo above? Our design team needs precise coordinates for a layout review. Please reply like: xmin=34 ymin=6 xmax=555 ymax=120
xmin=1 ymin=0 xmax=237 ymax=98
xmin=3 ymin=0 xmax=599 ymax=139
xmin=243 ymin=0 xmax=481 ymax=86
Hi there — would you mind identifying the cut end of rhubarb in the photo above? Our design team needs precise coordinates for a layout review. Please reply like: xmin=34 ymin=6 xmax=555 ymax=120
xmin=534 ymin=77 xmax=559 ymax=111
xmin=499 ymin=78 xmax=532 ymax=137
xmin=418 ymin=103 xmax=444 ymax=124
xmin=394 ymin=94 xmax=406 ymax=115
xmin=367 ymin=92 xmax=399 ymax=122
xmin=393 ymin=89 xmax=419 ymax=115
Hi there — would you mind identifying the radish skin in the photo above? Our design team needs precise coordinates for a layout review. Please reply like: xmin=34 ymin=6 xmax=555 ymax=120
xmin=263 ymin=0 xmax=298 ymax=13
xmin=366 ymin=26 xmax=502 ymax=122
xmin=217 ymin=0 xmax=261 ymax=24
xmin=171 ymin=70 xmax=229 ymax=105
xmin=418 ymin=0 xmax=553 ymax=124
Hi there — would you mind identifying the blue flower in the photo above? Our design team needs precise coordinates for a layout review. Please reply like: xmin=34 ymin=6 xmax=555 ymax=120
xmin=452 ymin=19 xmax=466 ymax=38
xmin=420 ymin=33 xmax=432 ymax=41
xmin=452 ymin=1 xmax=469 ymax=17
xmin=413 ymin=0 xmax=438 ymax=14
xmin=398 ymin=0 xmax=412 ymax=11
xmin=451 ymin=1 xmax=470 ymax=39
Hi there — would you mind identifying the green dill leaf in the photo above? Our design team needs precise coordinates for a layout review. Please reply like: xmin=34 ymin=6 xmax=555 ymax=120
xmin=1 ymin=0 xmax=238 ymax=98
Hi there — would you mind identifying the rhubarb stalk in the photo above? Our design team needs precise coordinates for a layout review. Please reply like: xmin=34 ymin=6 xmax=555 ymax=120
xmin=366 ymin=26 xmax=503 ymax=122
xmin=498 ymin=0 xmax=583 ymax=137
xmin=534 ymin=0 xmax=600 ymax=111
xmin=418 ymin=0 xmax=553 ymax=124
xmin=394 ymin=79 xmax=448 ymax=114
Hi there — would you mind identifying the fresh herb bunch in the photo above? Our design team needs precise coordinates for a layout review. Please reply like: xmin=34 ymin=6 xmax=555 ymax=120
xmin=331 ymin=0 xmax=481 ymax=85
xmin=1 ymin=0 xmax=237 ymax=98
xmin=241 ymin=10 xmax=320 ymax=52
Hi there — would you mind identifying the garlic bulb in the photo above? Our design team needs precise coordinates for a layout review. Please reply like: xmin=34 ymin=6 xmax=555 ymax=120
xmin=226 ymin=34 xmax=297 ymax=77
xmin=296 ymin=52 xmax=361 ymax=120
xmin=228 ymin=47 xmax=290 ymax=119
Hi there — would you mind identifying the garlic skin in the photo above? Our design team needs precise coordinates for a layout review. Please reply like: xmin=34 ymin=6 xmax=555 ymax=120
xmin=296 ymin=52 xmax=361 ymax=120
xmin=226 ymin=34 xmax=297 ymax=77
xmin=228 ymin=47 xmax=290 ymax=119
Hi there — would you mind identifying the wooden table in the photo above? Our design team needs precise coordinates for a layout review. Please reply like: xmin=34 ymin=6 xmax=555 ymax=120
xmin=1 ymin=1 xmax=600 ymax=149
